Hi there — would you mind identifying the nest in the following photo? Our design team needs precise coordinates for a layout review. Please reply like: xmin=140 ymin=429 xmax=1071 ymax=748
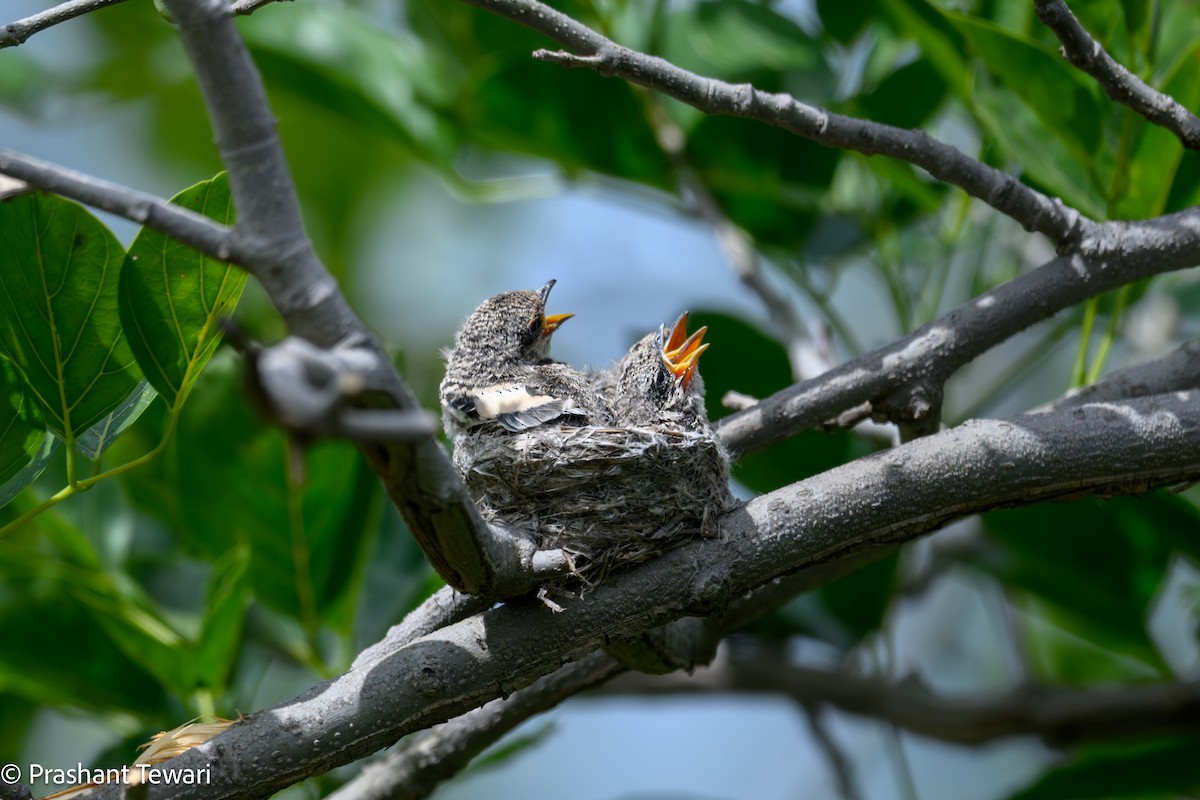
xmin=452 ymin=423 xmax=736 ymax=586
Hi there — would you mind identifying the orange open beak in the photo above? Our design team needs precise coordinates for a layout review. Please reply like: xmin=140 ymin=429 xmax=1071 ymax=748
xmin=664 ymin=312 xmax=690 ymax=355
xmin=660 ymin=312 xmax=709 ymax=390
xmin=542 ymin=312 xmax=574 ymax=336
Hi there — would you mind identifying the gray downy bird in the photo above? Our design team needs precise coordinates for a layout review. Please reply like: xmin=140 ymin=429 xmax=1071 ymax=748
xmin=439 ymin=280 xmax=606 ymax=436
xmin=607 ymin=311 xmax=710 ymax=428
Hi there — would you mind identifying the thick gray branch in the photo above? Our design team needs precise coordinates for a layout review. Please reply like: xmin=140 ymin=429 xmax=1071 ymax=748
xmin=72 ymin=392 xmax=1200 ymax=800
xmin=717 ymin=217 xmax=1200 ymax=456
xmin=1036 ymin=0 xmax=1200 ymax=150
xmin=457 ymin=0 xmax=1090 ymax=245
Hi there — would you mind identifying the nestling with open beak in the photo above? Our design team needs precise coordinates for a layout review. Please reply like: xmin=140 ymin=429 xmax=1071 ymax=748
xmin=606 ymin=311 xmax=711 ymax=427
xmin=439 ymin=280 xmax=607 ymax=437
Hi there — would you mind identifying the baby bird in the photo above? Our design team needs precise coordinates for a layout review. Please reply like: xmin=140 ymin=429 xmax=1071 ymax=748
xmin=440 ymin=280 xmax=605 ymax=436
xmin=608 ymin=312 xmax=710 ymax=427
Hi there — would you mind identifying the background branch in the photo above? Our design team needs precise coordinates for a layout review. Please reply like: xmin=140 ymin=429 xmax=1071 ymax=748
xmin=458 ymin=0 xmax=1090 ymax=245
xmin=1035 ymin=0 xmax=1200 ymax=149
xmin=0 ymin=0 xmax=125 ymax=48
xmin=716 ymin=662 xmax=1200 ymax=747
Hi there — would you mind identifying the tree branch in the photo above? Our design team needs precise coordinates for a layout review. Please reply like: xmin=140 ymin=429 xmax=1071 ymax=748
xmin=0 ymin=0 xmax=125 ymax=48
xmin=0 ymin=149 xmax=244 ymax=258
xmin=719 ymin=662 xmax=1200 ymax=747
xmin=717 ymin=216 xmax=1200 ymax=456
xmin=1035 ymin=0 xmax=1200 ymax=150
xmin=456 ymin=0 xmax=1091 ymax=246
xmin=328 ymin=651 xmax=622 ymax=800
xmin=71 ymin=392 xmax=1200 ymax=800
xmin=1049 ymin=339 xmax=1200 ymax=410
xmin=0 ymin=0 xmax=283 ymax=48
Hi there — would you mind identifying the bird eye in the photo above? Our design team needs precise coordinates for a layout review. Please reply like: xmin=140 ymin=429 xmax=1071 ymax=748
xmin=521 ymin=314 xmax=543 ymax=345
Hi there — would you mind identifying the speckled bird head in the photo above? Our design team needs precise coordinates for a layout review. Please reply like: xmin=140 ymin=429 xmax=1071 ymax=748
xmin=451 ymin=280 xmax=574 ymax=363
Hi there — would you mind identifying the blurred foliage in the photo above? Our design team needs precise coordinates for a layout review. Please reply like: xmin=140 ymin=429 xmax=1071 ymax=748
xmin=0 ymin=0 xmax=1198 ymax=798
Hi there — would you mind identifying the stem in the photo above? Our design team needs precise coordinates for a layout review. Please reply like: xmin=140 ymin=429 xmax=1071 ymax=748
xmin=283 ymin=443 xmax=322 ymax=663
xmin=1086 ymin=285 xmax=1131 ymax=385
xmin=0 ymin=406 xmax=182 ymax=537
xmin=0 ymin=483 xmax=78 ymax=538
xmin=1071 ymin=298 xmax=1098 ymax=388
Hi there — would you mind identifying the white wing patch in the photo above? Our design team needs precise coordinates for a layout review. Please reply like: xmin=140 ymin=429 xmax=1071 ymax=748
xmin=468 ymin=384 xmax=583 ymax=432
xmin=472 ymin=384 xmax=557 ymax=419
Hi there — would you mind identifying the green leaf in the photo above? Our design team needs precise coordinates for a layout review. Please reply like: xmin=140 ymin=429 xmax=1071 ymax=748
xmin=127 ymin=354 xmax=381 ymax=627
xmin=817 ymin=0 xmax=875 ymax=44
xmin=194 ymin=543 xmax=250 ymax=690
xmin=660 ymin=0 xmax=825 ymax=79
xmin=120 ymin=172 xmax=243 ymax=409
xmin=0 ymin=357 xmax=44 ymax=486
xmin=686 ymin=118 xmax=841 ymax=249
xmin=858 ymin=58 xmax=948 ymax=130
xmin=74 ymin=380 xmax=158 ymax=460
xmin=73 ymin=576 xmax=192 ymax=695
xmin=971 ymin=79 xmax=1106 ymax=219
xmin=1119 ymin=0 xmax=1150 ymax=50
xmin=240 ymin=6 xmax=459 ymax=164
xmin=978 ymin=497 xmax=1186 ymax=678
xmin=474 ymin=59 xmax=671 ymax=186
xmin=0 ymin=193 xmax=142 ymax=439
xmin=877 ymin=0 xmax=968 ymax=84
xmin=949 ymin=13 xmax=1106 ymax=171
xmin=1010 ymin=734 xmax=1200 ymax=800
xmin=0 ymin=532 xmax=171 ymax=714
xmin=0 ymin=432 xmax=55 ymax=510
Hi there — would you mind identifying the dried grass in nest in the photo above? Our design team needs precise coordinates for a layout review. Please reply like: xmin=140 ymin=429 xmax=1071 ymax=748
xmin=453 ymin=423 xmax=736 ymax=585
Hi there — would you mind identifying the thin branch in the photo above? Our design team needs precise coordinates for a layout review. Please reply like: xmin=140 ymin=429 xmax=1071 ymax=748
xmin=803 ymin=703 xmax=862 ymax=800
xmin=1035 ymin=0 xmax=1200 ymax=150
xmin=1047 ymin=339 xmax=1200 ymax=410
xmin=717 ymin=214 xmax=1200 ymax=457
xmin=0 ymin=149 xmax=244 ymax=258
xmin=456 ymin=0 xmax=1091 ymax=246
xmin=71 ymin=392 xmax=1200 ymax=800
xmin=720 ymin=662 xmax=1200 ymax=747
xmin=0 ymin=0 xmax=126 ymax=48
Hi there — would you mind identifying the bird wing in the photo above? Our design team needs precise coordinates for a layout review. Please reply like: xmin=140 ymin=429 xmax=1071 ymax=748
xmin=456 ymin=383 xmax=585 ymax=432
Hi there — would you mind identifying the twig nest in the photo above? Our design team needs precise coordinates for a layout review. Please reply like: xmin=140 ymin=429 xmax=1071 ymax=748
xmin=452 ymin=422 xmax=736 ymax=585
